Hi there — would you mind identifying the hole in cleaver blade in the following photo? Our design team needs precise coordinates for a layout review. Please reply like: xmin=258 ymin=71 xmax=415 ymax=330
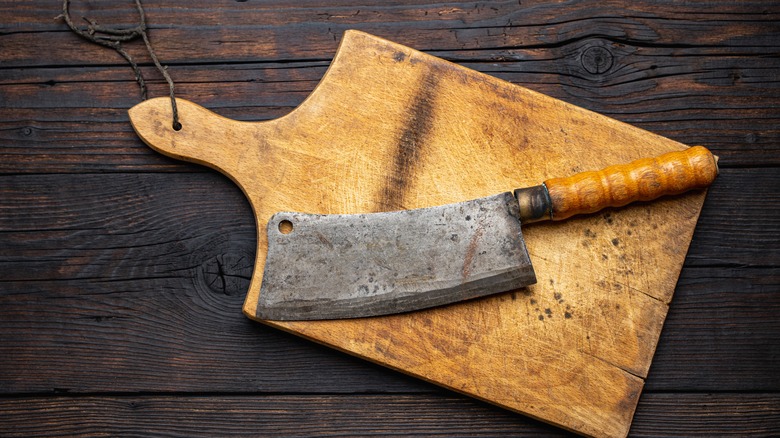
xmin=256 ymin=192 xmax=536 ymax=321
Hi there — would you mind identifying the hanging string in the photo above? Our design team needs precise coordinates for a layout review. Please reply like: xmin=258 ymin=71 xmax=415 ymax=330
xmin=57 ymin=0 xmax=181 ymax=130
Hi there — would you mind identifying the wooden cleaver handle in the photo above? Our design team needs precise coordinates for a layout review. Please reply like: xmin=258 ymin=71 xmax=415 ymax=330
xmin=516 ymin=146 xmax=718 ymax=222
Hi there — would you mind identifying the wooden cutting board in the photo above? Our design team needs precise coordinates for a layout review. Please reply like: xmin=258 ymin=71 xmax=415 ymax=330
xmin=129 ymin=30 xmax=707 ymax=438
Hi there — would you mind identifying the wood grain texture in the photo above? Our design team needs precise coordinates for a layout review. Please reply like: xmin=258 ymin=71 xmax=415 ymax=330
xmin=1 ymin=393 xmax=777 ymax=438
xmin=126 ymin=30 xmax=708 ymax=438
xmin=1 ymin=1 xmax=778 ymax=437
xmin=3 ymin=1 xmax=777 ymax=67
xmin=545 ymin=146 xmax=717 ymax=220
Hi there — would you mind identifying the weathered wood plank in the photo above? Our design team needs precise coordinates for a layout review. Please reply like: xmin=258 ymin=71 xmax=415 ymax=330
xmin=7 ymin=0 xmax=777 ymax=31
xmin=0 ymin=393 xmax=777 ymax=437
xmin=5 ymin=41 xmax=778 ymax=97
xmin=0 ymin=170 xmax=776 ymax=394
xmin=630 ymin=393 xmax=780 ymax=437
xmin=0 ymin=394 xmax=571 ymax=437
xmin=646 ymin=265 xmax=780 ymax=392
xmin=685 ymin=167 xmax=780 ymax=268
xmin=4 ymin=34 xmax=777 ymax=113
xmin=2 ymin=0 xmax=777 ymax=67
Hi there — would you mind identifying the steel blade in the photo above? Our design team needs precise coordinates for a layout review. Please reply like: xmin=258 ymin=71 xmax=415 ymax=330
xmin=257 ymin=192 xmax=535 ymax=320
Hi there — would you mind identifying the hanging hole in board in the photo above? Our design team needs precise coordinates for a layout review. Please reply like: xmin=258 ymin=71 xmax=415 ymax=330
xmin=173 ymin=121 xmax=183 ymax=131
xmin=278 ymin=220 xmax=293 ymax=234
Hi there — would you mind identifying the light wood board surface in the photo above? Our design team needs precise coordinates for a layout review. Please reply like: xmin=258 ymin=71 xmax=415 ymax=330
xmin=129 ymin=30 xmax=707 ymax=438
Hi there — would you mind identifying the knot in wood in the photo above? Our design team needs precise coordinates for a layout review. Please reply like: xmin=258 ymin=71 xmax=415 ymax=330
xmin=200 ymin=253 xmax=252 ymax=296
xmin=581 ymin=46 xmax=614 ymax=75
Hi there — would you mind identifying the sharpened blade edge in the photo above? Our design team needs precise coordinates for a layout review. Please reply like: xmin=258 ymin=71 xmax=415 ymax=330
xmin=257 ymin=264 xmax=536 ymax=320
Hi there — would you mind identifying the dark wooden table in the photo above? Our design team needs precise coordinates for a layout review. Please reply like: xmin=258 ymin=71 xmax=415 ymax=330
xmin=2 ymin=1 xmax=778 ymax=436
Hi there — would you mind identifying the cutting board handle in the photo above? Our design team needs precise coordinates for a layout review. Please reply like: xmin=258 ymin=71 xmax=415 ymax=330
xmin=128 ymin=98 xmax=274 ymax=185
xmin=542 ymin=146 xmax=718 ymax=221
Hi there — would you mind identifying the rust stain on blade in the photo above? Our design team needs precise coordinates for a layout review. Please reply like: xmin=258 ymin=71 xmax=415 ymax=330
xmin=462 ymin=224 xmax=485 ymax=281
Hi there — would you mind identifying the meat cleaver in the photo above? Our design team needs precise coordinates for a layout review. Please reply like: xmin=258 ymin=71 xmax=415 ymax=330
xmin=258 ymin=146 xmax=717 ymax=320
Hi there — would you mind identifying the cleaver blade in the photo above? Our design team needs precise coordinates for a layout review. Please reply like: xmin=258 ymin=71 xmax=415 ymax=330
xmin=258 ymin=192 xmax=533 ymax=320
xmin=257 ymin=146 xmax=718 ymax=320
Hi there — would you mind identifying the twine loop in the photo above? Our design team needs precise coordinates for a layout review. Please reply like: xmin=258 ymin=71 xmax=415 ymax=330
xmin=57 ymin=0 xmax=181 ymax=130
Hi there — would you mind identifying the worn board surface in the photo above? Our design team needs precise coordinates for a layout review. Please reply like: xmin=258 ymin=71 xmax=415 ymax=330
xmin=129 ymin=31 xmax=706 ymax=438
